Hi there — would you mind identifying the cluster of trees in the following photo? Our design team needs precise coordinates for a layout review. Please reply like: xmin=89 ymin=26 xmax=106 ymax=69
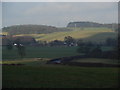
xmin=5 ymin=35 xmax=117 ymax=48
xmin=76 ymin=39 xmax=118 ymax=59
xmin=6 ymin=38 xmax=26 ymax=58
xmin=2 ymin=25 xmax=71 ymax=35
xmin=37 ymin=36 xmax=117 ymax=47
xmin=37 ymin=36 xmax=77 ymax=47
xmin=2 ymin=36 xmax=37 ymax=46
xmin=39 ymin=36 xmax=118 ymax=59
xmin=5 ymin=35 xmax=118 ymax=59
xmin=67 ymin=21 xmax=118 ymax=29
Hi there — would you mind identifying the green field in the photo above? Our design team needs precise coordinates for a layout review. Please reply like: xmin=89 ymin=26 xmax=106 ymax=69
xmin=36 ymin=27 xmax=114 ymax=41
xmin=13 ymin=27 xmax=117 ymax=42
xmin=2 ymin=46 xmax=80 ymax=60
xmin=71 ymin=58 xmax=119 ymax=64
xmin=2 ymin=46 xmax=114 ymax=60
xmin=2 ymin=65 xmax=119 ymax=88
xmin=2 ymin=45 xmax=119 ymax=88
xmin=2 ymin=26 xmax=119 ymax=88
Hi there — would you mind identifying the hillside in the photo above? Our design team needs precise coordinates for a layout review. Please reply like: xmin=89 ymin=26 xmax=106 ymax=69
xmin=33 ymin=27 xmax=117 ymax=43
xmin=2 ymin=25 xmax=71 ymax=35
xmin=67 ymin=21 xmax=117 ymax=29
xmin=83 ymin=32 xmax=117 ymax=43
xmin=2 ymin=25 xmax=117 ymax=43
xmin=12 ymin=27 xmax=117 ymax=43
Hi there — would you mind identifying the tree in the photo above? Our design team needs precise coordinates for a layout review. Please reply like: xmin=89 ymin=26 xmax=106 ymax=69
xmin=106 ymin=38 xmax=117 ymax=46
xmin=49 ymin=40 xmax=64 ymax=46
xmin=89 ymin=46 xmax=102 ymax=58
xmin=64 ymin=36 xmax=76 ymax=46
xmin=6 ymin=42 xmax=13 ymax=50
xmin=77 ymin=46 xmax=91 ymax=54
xmin=17 ymin=45 xmax=26 ymax=58
xmin=5 ymin=37 xmax=13 ymax=50
xmin=77 ymin=40 xmax=93 ymax=55
xmin=14 ymin=38 xmax=26 ymax=58
xmin=77 ymin=39 xmax=85 ymax=47
xmin=38 ymin=40 xmax=47 ymax=46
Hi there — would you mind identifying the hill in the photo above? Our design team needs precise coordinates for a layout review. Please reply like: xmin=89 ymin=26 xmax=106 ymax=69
xmin=2 ymin=25 xmax=117 ymax=43
xmin=2 ymin=25 xmax=71 ymax=35
xmin=33 ymin=27 xmax=117 ymax=43
xmin=67 ymin=21 xmax=117 ymax=29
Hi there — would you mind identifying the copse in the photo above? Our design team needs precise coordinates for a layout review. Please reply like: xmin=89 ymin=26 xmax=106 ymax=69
xmin=88 ymin=46 xmax=102 ymax=58
xmin=77 ymin=39 xmax=103 ymax=58
xmin=14 ymin=39 xmax=26 ymax=58
xmin=77 ymin=39 xmax=93 ymax=54
xmin=64 ymin=36 xmax=76 ymax=46
xmin=6 ymin=43 xmax=13 ymax=50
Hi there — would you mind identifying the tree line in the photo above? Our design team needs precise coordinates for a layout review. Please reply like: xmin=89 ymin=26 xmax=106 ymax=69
xmin=2 ymin=25 xmax=71 ymax=35
xmin=67 ymin=21 xmax=118 ymax=29
xmin=5 ymin=35 xmax=118 ymax=59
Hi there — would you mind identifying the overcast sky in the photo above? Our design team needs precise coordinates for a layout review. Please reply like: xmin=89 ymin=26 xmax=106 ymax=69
xmin=1 ymin=2 xmax=118 ymax=28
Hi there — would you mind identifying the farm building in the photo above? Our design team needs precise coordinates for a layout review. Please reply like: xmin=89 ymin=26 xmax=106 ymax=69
xmin=2 ymin=35 xmax=38 ymax=46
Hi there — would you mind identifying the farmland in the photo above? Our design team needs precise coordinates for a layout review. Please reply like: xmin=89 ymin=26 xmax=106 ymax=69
xmin=2 ymin=65 xmax=119 ymax=88
xmin=35 ymin=27 xmax=115 ymax=42
xmin=2 ymin=45 xmax=119 ymax=88
xmin=2 ymin=46 xmax=114 ymax=60
xmin=70 ymin=58 xmax=119 ymax=65
xmin=2 ymin=26 xmax=119 ymax=88
xmin=4 ymin=27 xmax=117 ymax=43
xmin=2 ymin=46 xmax=80 ymax=60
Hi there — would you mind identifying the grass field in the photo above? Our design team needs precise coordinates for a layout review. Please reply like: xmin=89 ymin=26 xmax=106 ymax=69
xmin=2 ymin=44 xmax=119 ymax=88
xmin=71 ymin=58 xmax=119 ymax=64
xmin=2 ymin=46 xmax=80 ymax=60
xmin=12 ymin=27 xmax=117 ymax=42
xmin=1 ymin=57 xmax=119 ymax=65
xmin=83 ymin=32 xmax=117 ymax=43
xmin=36 ymin=27 xmax=114 ymax=41
xmin=2 ymin=65 xmax=119 ymax=88
xmin=2 ymin=27 xmax=119 ymax=88
xmin=0 ymin=32 xmax=8 ymax=35
xmin=2 ymin=46 xmax=114 ymax=60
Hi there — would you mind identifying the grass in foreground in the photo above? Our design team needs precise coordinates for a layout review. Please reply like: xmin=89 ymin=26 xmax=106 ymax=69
xmin=2 ymin=65 xmax=119 ymax=88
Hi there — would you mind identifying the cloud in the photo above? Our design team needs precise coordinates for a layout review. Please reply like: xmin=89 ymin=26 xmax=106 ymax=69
xmin=2 ymin=2 xmax=118 ymax=27
xmin=2 ymin=0 xmax=119 ymax=2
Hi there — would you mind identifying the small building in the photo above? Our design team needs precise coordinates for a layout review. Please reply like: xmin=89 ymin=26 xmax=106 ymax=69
xmin=2 ymin=35 xmax=38 ymax=46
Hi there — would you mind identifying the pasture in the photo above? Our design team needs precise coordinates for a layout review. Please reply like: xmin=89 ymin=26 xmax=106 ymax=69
xmin=12 ymin=27 xmax=117 ymax=42
xmin=2 ymin=65 xmax=119 ymax=88
xmin=2 ymin=45 xmax=119 ymax=88
xmin=2 ymin=46 xmax=80 ymax=60
xmin=70 ymin=58 xmax=119 ymax=65
xmin=2 ymin=26 xmax=118 ymax=88
xmin=2 ymin=46 xmax=114 ymax=60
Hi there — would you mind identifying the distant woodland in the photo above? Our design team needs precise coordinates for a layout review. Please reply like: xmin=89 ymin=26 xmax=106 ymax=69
xmin=2 ymin=25 xmax=71 ymax=35
xmin=67 ymin=21 xmax=118 ymax=28
xmin=2 ymin=22 xmax=118 ymax=35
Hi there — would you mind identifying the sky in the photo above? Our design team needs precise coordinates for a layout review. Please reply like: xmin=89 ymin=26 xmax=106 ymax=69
xmin=0 ymin=3 xmax=2 ymax=30
xmin=1 ymin=2 xmax=118 ymax=28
